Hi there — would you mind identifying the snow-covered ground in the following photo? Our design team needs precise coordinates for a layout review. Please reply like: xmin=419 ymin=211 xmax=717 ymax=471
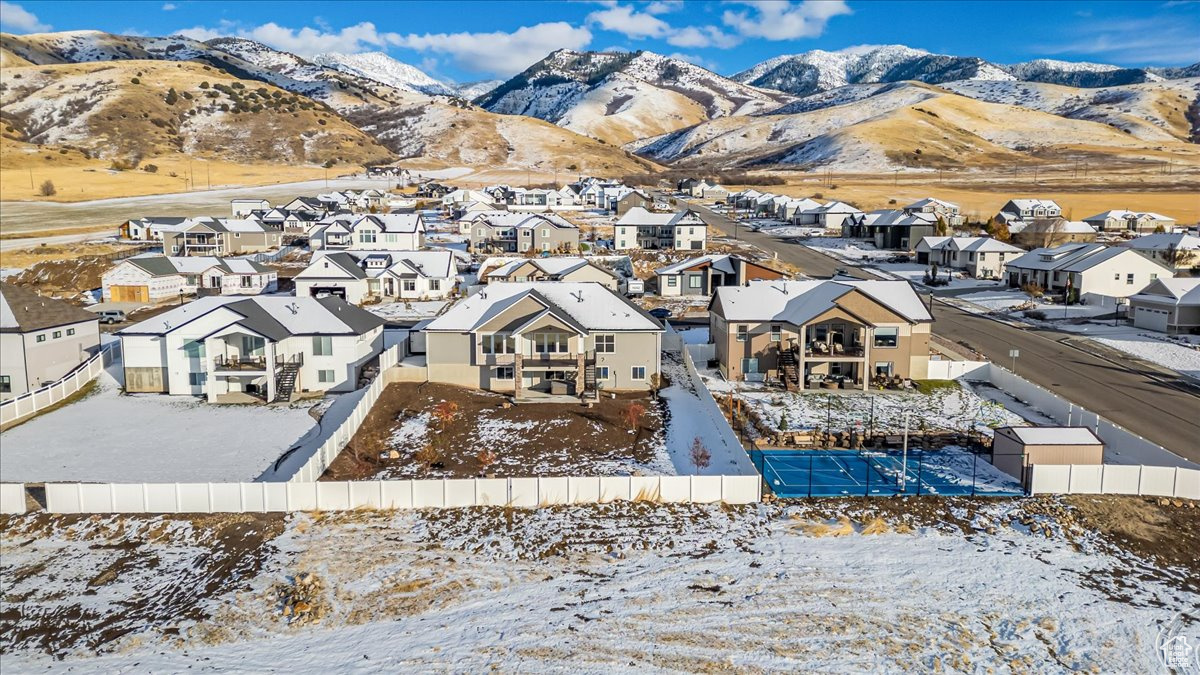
xmin=871 ymin=262 xmax=1004 ymax=290
xmin=0 ymin=374 xmax=319 ymax=483
xmin=677 ymin=326 xmax=710 ymax=345
xmin=2 ymin=500 xmax=1191 ymax=672
xmin=803 ymin=237 xmax=895 ymax=263
xmin=366 ymin=300 xmax=449 ymax=321
xmin=660 ymin=351 xmax=756 ymax=476
xmin=955 ymin=289 xmax=1114 ymax=320
xmin=702 ymin=372 xmax=1029 ymax=438
xmin=758 ymin=225 xmax=831 ymax=238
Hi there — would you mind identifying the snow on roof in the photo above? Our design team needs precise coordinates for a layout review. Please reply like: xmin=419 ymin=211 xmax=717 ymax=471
xmin=905 ymin=197 xmax=958 ymax=210
xmin=866 ymin=209 xmax=936 ymax=227
xmin=465 ymin=211 xmax=576 ymax=230
xmin=127 ymin=255 xmax=270 ymax=276
xmin=1005 ymin=198 xmax=1060 ymax=211
xmin=1123 ymin=233 xmax=1200 ymax=251
xmin=1006 ymin=243 xmax=1106 ymax=271
xmin=1131 ymin=278 xmax=1200 ymax=306
xmin=654 ymin=254 xmax=737 ymax=276
xmin=1000 ymin=426 xmax=1102 ymax=445
xmin=616 ymin=207 xmax=707 ymax=227
xmin=310 ymin=249 xmax=455 ymax=279
xmin=356 ymin=214 xmax=423 ymax=233
xmin=1059 ymin=246 xmax=1165 ymax=273
xmin=119 ymin=295 xmax=382 ymax=337
xmin=1084 ymin=209 xmax=1174 ymax=222
xmin=425 ymin=282 xmax=661 ymax=332
xmin=713 ymin=279 xmax=931 ymax=324
xmin=486 ymin=257 xmax=603 ymax=279
xmin=949 ymin=237 xmax=1023 ymax=253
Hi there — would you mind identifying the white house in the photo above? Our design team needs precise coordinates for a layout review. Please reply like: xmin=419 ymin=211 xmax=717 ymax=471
xmin=102 ymin=255 xmax=278 ymax=304
xmin=294 ymin=250 xmax=457 ymax=304
xmin=904 ymin=197 xmax=965 ymax=227
xmin=996 ymin=199 xmax=1062 ymax=227
xmin=1128 ymin=278 xmax=1200 ymax=334
xmin=1122 ymin=232 xmax=1200 ymax=271
xmin=309 ymin=214 xmax=425 ymax=251
xmin=614 ymin=207 xmax=707 ymax=251
xmin=1005 ymin=243 xmax=1174 ymax=302
xmin=1082 ymin=209 xmax=1176 ymax=233
xmin=914 ymin=237 xmax=1024 ymax=280
xmin=118 ymin=295 xmax=385 ymax=403
xmin=231 ymin=199 xmax=271 ymax=218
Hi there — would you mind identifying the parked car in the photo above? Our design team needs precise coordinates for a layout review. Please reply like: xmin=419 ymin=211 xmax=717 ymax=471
xmin=648 ymin=308 xmax=672 ymax=320
xmin=886 ymin=255 xmax=910 ymax=264
xmin=97 ymin=309 xmax=126 ymax=324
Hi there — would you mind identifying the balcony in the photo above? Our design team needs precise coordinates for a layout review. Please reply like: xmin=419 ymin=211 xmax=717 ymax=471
xmin=213 ymin=355 xmax=268 ymax=372
xmin=803 ymin=342 xmax=866 ymax=358
xmin=523 ymin=352 xmax=584 ymax=368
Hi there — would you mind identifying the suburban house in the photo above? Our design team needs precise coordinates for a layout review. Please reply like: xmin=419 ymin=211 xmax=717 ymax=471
xmin=418 ymin=282 xmax=663 ymax=397
xmin=1082 ymin=210 xmax=1176 ymax=233
xmin=466 ymin=212 xmax=580 ymax=254
xmin=282 ymin=196 xmax=330 ymax=214
xmin=309 ymin=214 xmax=425 ymax=251
xmin=773 ymin=197 xmax=820 ymax=222
xmin=1122 ymin=232 xmax=1200 ymax=271
xmin=914 ymin=237 xmax=1024 ymax=280
xmin=1127 ymin=278 xmax=1200 ymax=334
xmin=615 ymin=189 xmax=653 ymax=216
xmin=1004 ymin=243 xmax=1173 ymax=302
xmin=995 ymin=199 xmax=1063 ymax=228
xmin=1010 ymin=218 xmax=1098 ymax=247
xmin=293 ymin=250 xmax=457 ymax=304
xmin=846 ymin=210 xmax=937 ymax=250
xmin=120 ymin=216 xmax=199 ymax=241
xmin=904 ymin=198 xmax=965 ymax=227
xmin=118 ymin=295 xmax=385 ymax=403
xmin=0 ymin=283 xmax=101 ymax=400
xmin=449 ymin=200 xmax=499 ymax=222
xmin=161 ymin=219 xmax=283 ymax=257
xmin=248 ymin=207 xmax=327 ymax=234
xmin=991 ymin=427 xmax=1103 ymax=481
xmin=483 ymin=257 xmax=621 ymax=291
xmin=695 ymin=183 xmax=730 ymax=201
xmin=102 ymin=255 xmax=277 ymax=303
xmin=708 ymin=279 xmax=933 ymax=389
xmin=792 ymin=201 xmax=864 ymax=231
xmin=614 ymin=207 xmax=708 ymax=251
xmin=654 ymin=254 xmax=786 ymax=297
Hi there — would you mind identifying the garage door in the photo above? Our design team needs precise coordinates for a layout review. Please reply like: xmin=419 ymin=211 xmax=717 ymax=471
xmin=110 ymin=285 xmax=149 ymax=303
xmin=1133 ymin=306 xmax=1168 ymax=332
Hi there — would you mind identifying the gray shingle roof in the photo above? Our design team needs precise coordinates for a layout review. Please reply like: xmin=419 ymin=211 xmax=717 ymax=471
xmin=0 ymin=282 xmax=98 ymax=333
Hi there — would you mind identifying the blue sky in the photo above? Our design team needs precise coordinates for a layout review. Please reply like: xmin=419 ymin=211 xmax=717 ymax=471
xmin=2 ymin=1 xmax=1197 ymax=82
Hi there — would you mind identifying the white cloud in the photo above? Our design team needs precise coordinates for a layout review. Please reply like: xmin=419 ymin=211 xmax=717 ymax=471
xmin=394 ymin=22 xmax=593 ymax=76
xmin=1035 ymin=15 xmax=1200 ymax=66
xmin=645 ymin=0 xmax=684 ymax=14
xmin=667 ymin=52 xmax=717 ymax=70
xmin=722 ymin=0 xmax=851 ymax=41
xmin=0 ymin=1 xmax=50 ymax=32
xmin=666 ymin=25 xmax=740 ymax=49
xmin=162 ymin=3 xmax=177 ymax=10
xmin=587 ymin=4 xmax=671 ymax=39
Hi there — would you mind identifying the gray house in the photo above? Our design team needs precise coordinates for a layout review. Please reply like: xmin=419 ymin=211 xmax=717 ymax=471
xmin=0 ymin=283 xmax=101 ymax=399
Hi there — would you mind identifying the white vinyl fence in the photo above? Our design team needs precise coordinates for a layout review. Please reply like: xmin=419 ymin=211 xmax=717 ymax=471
xmin=43 ymin=474 xmax=762 ymax=514
xmin=1028 ymin=464 xmax=1200 ymax=499
xmin=927 ymin=359 xmax=989 ymax=381
xmin=0 ymin=342 xmax=121 ymax=427
xmin=0 ymin=484 xmax=26 ymax=514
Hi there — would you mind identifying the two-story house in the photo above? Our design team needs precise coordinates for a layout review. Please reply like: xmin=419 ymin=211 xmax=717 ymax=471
xmin=1123 ymin=232 xmax=1200 ymax=271
xmin=1 ymin=283 xmax=101 ymax=400
xmin=996 ymin=199 xmax=1063 ymax=228
xmin=467 ymin=212 xmax=580 ymax=254
xmin=846 ymin=210 xmax=937 ymax=250
xmin=309 ymin=214 xmax=425 ymax=251
xmin=708 ymin=279 xmax=933 ymax=389
xmin=420 ymin=282 xmax=663 ymax=398
xmin=904 ymin=198 xmax=965 ymax=227
xmin=614 ymin=207 xmax=708 ymax=251
xmin=1082 ymin=210 xmax=1176 ymax=233
xmin=294 ymin=250 xmax=457 ymax=303
xmin=118 ymin=295 xmax=385 ymax=403
xmin=102 ymin=255 xmax=277 ymax=303
xmin=161 ymin=219 xmax=283 ymax=257
xmin=914 ymin=237 xmax=1024 ymax=280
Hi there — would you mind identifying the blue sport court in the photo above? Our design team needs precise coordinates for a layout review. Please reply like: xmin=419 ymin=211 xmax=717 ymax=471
xmin=750 ymin=449 xmax=1024 ymax=498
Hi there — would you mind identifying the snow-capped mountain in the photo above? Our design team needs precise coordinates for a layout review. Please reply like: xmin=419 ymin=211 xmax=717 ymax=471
xmin=734 ymin=45 xmax=1193 ymax=96
xmin=311 ymin=52 xmax=452 ymax=95
xmin=451 ymin=80 xmax=503 ymax=100
xmin=475 ymin=49 xmax=793 ymax=145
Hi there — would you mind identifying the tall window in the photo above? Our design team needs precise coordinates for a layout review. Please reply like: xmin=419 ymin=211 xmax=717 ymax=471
xmin=770 ymin=325 xmax=781 ymax=342
xmin=312 ymin=336 xmax=333 ymax=356
xmin=874 ymin=327 xmax=899 ymax=348
xmin=1126 ymin=274 xmax=1135 ymax=285
xmin=535 ymin=333 xmax=568 ymax=353
xmin=359 ymin=231 xmax=377 ymax=244
xmin=429 ymin=279 xmax=441 ymax=291
xmin=595 ymin=334 xmax=615 ymax=353
xmin=0 ymin=375 xmax=10 ymax=393
xmin=689 ymin=275 xmax=702 ymax=289
xmin=736 ymin=324 xmax=748 ymax=342
xmin=481 ymin=334 xmax=516 ymax=354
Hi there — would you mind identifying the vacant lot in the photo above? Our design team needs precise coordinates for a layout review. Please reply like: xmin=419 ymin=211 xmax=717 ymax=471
xmin=323 ymin=382 xmax=670 ymax=480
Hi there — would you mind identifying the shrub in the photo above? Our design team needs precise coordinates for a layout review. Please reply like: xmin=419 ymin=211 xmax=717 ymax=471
xmin=622 ymin=402 xmax=646 ymax=432
xmin=143 ymin=164 xmax=158 ymax=173
xmin=165 ymin=88 xmax=179 ymax=105
xmin=38 ymin=179 xmax=56 ymax=196
xmin=475 ymin=448 xmax=498 ymax=474
xmin=130 ymin=77 xmax=140 ymax=84
xmin=689 ymin=437 xmax=711 ymax=471
xmin=318 ymin=118 xmax=327 ymax=125
xmin=432 ymin=401 xmax=460 ymax=431
xmin=414 ymin=444 xmax=441 ymax=467
xmin=199 ymin=81 xmax=210 ymax=89
xmin=1021 ymin=282 xmax=1045 ymax=298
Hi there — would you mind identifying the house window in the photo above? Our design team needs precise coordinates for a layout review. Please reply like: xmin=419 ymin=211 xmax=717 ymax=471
xmin=312 ymin=336 xmax=333 ymax=356
xmin=188 ymin=372 xmax=207 ymax=386
xmin=874 ymin=327 xmax=899 ymax=348
xmin=403 ymin=280 xmax=417 ymax=292
xmin=429 ymin=279 xmax=441 ymax=291
xmin=770 ymin=325 xmax=781 ymax=342
xmin=183 ymin=340 xmax=206 ymax=358
xmin=1150 ymin=274 xmax=1158 ymax=281
xmin=688 ymin=275 xmax=703 ymax=289
xmin=1126 ymin=274 xmax=1135 ymax=285
xmin=52 ymin=330 xmax=62 ymax=339
xmin=67 ymin=328 xmax=75 ymax=336
xmin=740 ymin=358 xmax=759 ymax=374
xmin=318 ymin=369 xmax=336 ymax=383
xmin=360 ymin=231 xmax=377 ymax=243
xmin=595 ymin=334 xmax=615 ymax=353
xmin=0 ymin=375 xmax=9 ymax=393
xmin=481 ymin=334 xmax=516 ymax=354
xmin=667 ymin=276 xmax=677 ymax=287
xmin=596 ymin=366 xmax=610 ymax=380
xmin=36 ymin=334 xmax=46 ymax=343
xmin=631 ymin=366 xmax=646 ymax=380
xmin=1114 ymin=273 xmax=1120 ymax=281
xmin=241 ymin=276 xmax=253 ymax=288
xmin=736 ymin=324 xmax=748 ymax=342
xmin=495 ymin=366 xmax=514 ymax=380
xmin=875 ymin=361 xmax=894 ymax=377
xmin=535 ymin=333 xmax=568 ymax=353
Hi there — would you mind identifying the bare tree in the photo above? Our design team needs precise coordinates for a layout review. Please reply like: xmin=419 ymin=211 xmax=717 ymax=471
xmin=39 ymin=180 xmax=56 ymax=196
xmin=690 ymin=437 xmax=712 ymax=472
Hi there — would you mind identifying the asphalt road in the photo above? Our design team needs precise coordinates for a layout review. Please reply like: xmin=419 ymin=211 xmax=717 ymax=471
xmin=673 ymin=195 xmax=1200 ymax=461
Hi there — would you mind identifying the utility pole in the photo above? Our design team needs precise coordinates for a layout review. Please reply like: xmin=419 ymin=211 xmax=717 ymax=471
xmin=28 ymin=168 xmax=33 ymax=190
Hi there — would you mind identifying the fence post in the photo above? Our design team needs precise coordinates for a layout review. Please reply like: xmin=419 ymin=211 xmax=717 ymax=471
xmin=808 ymin=453 xmax=814 ymax=498
xmin=916 ymin=453 xmax=924 ymax=496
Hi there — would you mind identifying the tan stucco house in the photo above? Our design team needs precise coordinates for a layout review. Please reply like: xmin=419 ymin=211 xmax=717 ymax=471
xmin=708 ymin=279 xmax=933 ymax=389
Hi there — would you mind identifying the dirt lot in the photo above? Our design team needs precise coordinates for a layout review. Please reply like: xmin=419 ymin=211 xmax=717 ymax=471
xmin=322 ymin=382 xmax=669 ymax=480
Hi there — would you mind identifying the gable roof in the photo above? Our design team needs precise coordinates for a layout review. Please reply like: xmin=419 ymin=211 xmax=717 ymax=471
xmin=425 ymin=282 xmax=662 ymax=333
xmin=1130 ymin=278 xmax=1200 ymax=305
xmin=616 ymin=207 xmax=707 ymax=228
xmin=0 ymin=282 xmax=98 ymax=333
xmin=118 ymin=295 xmax=383 ymax=338
xmin=124 ymin=255 xmax=273 ymax=277
xmin=655 ymin=254 xmax=739 ymax=276
xmin=308 ymin=250 xmax=455 ymax=279
xmin=998 ymin=426 xmax=1102 ymax=445
xmin=1123 ymin=233 xmax=1200 ymax=252
xmin=905 ymin=197 xmax=958 ymax=210
xmin=1004 ymin=198 xmax=1061 ymax=212
xmin=711 ymin=279 xmax=932 ymax=324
